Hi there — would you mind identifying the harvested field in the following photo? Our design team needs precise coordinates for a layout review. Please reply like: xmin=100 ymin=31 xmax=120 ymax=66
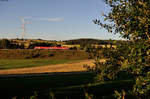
xmin=0 ymin=59 xmax=103 ymax=74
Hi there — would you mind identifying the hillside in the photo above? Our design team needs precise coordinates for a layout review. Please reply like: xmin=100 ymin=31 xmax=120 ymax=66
xmin=64 ymin=38 xmax=127 ymax=45
xmin=0 ymin=38 xmax=128 ymax=49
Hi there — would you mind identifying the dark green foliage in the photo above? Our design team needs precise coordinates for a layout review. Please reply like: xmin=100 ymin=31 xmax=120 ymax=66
xmin=0 ymin=39 xmax=25 ymax=49
xmin=49 ymin=53 xmax=54 ymax=57
xmin=85 ymin=44 xmax=102 ymax=59
xmin=69 ymin=47 xmax=77 ymax=50
xmin=65 ymin=38 xmax=114 ymax=45
xmin=93 ymin=0 xmax=150 ymax=41
xmin=28 ymin=42 xmax=55 ymax=49
xmin=90 ymin=0 xmax=150 ymax=98
xmin=19 ymin=43 xmax=25 ymax=49
xmin=0 ymin=39 xmax=11 ymax=49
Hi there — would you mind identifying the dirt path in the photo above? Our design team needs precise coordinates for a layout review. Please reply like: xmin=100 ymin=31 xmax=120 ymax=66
xmin=0 ymin=59 xmax=97 ymax=75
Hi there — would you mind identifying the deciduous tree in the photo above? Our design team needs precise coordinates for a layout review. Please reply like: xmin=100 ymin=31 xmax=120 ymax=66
xmin=90 ymin=0 xmax=150 ymax=98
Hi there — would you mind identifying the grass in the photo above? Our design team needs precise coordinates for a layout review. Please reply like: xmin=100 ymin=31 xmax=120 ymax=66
xmin=0 ymin=59 xmax=81 ymax=70
xmin=0 ymin=72 xmax=134 ymax=99
xmin=0 ymin=72 xmax=95 ymax=98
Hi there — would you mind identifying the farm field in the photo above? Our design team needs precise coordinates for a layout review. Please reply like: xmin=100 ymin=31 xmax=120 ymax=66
xmin=0 ymin=59 xmax=94 ymax=74
xmin=0 ymin=59 xmax=84 ymax=70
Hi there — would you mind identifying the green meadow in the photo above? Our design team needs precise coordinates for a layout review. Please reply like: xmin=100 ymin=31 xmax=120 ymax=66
xmin=0 ymin=59 xmax=80 ymax=70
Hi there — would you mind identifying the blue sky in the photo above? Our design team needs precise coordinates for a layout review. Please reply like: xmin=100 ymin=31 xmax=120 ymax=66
xmin=0 ymin=0 xmax=122 ymax=40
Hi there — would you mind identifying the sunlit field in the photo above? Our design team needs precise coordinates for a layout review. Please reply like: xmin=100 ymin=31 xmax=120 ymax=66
xmin=0 ymin=59 xmax=81 ymax=70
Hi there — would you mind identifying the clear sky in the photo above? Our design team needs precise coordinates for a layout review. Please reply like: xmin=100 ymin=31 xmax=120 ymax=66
xmin=0 ymin=0 xmax=122 ymax=40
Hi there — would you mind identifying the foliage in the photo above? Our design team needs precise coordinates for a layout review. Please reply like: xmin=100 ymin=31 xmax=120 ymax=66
xmin=0 ymin=39 xmax=25 ymax=49
xmin=69 ymin=46 xmax=77 ymax=50
xmin=90 ymin=0 xmax=150 ymax=98
xmin=84 ymin=91 xmax=93 ymax=99
xmin=28 ymin=42 xmax=55 ymax=49
xmin=94 ymin=0 xmax=150 ymax=41
xmin=84 ymin=44 xmax=102 ymax=59
xmin=86 ymin=41 xmax=130 ymax=81
xmin=30 ymin=91 xmax=38 ymax=99
xmin=0 ymin=39 xmax=11 ymax=49
xmin=65 ymin=38 xmax=114 ymax=45
xmin=49 ymin=91 xmax=56 ymax=99
xmin=114 ymin=90 xmax=125 ymax=99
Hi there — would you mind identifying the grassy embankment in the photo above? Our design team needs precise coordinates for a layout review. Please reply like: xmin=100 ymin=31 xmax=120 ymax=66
xmin=0 ymin=73 xmax=134 ymax=99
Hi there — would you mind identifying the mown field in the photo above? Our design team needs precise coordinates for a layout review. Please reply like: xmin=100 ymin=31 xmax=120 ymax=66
xmin=0 ymin=72 xmax=134 ymax=99
xmin=0 ymin=59 xmax=81 ymax=70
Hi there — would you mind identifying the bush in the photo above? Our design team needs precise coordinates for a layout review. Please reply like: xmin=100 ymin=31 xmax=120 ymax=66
xmin=0 ymin=39 xmax=25 ymax=49
xmin=49 ymin=54 xmax=54 ymax=57
xmin=28 ymin=42 xmax=55 ymax=49
xmin=91 ymin=0 xmax=150 ymax=98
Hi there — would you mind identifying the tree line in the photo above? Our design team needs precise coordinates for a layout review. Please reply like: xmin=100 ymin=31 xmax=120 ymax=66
xmin=0 ymin=39 xmax=24 ymax=49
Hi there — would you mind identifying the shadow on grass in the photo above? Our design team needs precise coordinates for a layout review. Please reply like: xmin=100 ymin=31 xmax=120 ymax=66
xmin=0 ymin=72 xmax=134 ymax=99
